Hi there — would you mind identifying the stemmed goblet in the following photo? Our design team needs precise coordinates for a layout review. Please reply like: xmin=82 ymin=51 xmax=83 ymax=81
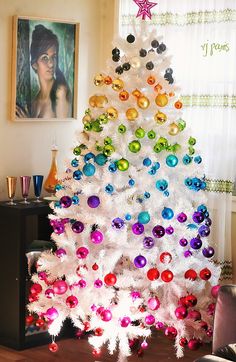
xmin=20 ymin=176 xmax=31 ymax=204
xmin=33 ymin=175 xmax=44 ymax=202
xmin=6 ymin=176 xmax=17 ymax=205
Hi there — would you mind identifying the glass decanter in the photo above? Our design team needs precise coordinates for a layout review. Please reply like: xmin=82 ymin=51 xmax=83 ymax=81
xmin=43 ymin=146 xmax=58 ymax=196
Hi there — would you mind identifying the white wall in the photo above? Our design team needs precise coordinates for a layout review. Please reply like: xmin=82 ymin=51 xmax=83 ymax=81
xmin=0 ymin=0 xmax=115 ymax=200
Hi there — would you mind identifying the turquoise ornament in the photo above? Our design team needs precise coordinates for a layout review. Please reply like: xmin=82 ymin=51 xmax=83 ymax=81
xmin=71 ymin=158 xmax=79 ymax=167
xmin=156 ymin=179 xmax=168 ymax=191
xmin=83 ymin=163 xmax=96 ymax=176
xmin=95 ymin=153 xmax=107 ymax=166
xmin=138 ymin=211 xmax=150 ymax=224
xmin=183 ymin=155 xmax=192 ymax=165
xmin=125 ymin=214 xmax=132 ymax=221
xmin=166 ymin=154 xmax=178 ymax=167
xmin=72 ymin=195 xmax=79 ymax=204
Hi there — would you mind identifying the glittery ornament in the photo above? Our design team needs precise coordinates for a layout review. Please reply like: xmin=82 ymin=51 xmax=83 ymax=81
xmin=155 ymin=94 xmax=168 ymax=107
xmin=134 ymin=0 xmax=157 ymax=20
xmin=126 ymin=108 xmax=139 ymax=120
xmin=154 ymin=111 xmax=167 ymax=124
xmin=134 ymin=255 xmax=147 ymax=268
xmin=112 ymin=217 xmax=125 ymax=229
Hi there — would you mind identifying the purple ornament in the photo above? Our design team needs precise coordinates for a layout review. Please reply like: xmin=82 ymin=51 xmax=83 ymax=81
xmin=202 ymin=247 xmax=215 ymax=258
xmin=177 ymin=212 xmax=187 ymax=223
xmin=179 ymin=238 xmax=188 ymax=247
xmin=165 ymin=226 xmax=174 ymax=235
xmin=143 ymin=236 xmax=155 ymax=249
xmin=87 ymin=195 xmax=100 ymax=208
xmin=46 ymin=307 xmax=59 ymax=320
xmin=145 ymin=314 xmax=155 ymax=325
xmin=91 ymin=230 xmax=104 ymax=244
xmin=72 ymin=221 xmax=84 ymax=233
xmin=76 ymin=246 xmax=89 ymax=259
xmin=134 ymin=255 xmax=147 ymax=268
xmin=53 ymin=223 xmax=65 ymax=235
xmin=152 ymin=225 xmax=165 ymax=238
xmin=132 ymin=222 xmax=144 ymax=235
xmin=120 ymin=316 xmax=131 ymax=327
xmin=94 ymin=279 xmax=103 ymax=288
xmin=190 ymin=237 xmax=202 ymax=249
xmin=112 ymin=217 xmax=125 ymax=229
xmin=198 ymin=225 xmax=210 ymax=237
xmin=55 ymin=248 xmax=67 ymax=258
xmin=205 ymin=217 xmax=212 ymax=226
xmin=184 ymin=250 xmax=192 ymax=257
xmin=192 ymin=211 xmax=204 ymax=224
xmin=60 ymin=196 xmax=72 ymax=208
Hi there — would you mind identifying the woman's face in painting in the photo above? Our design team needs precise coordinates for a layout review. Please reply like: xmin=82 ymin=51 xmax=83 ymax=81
xmin=33 ymin=45 xmax=57 ymax=81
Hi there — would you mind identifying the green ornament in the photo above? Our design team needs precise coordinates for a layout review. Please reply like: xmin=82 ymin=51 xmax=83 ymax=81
xmin=188 ymin=146 xmax=195 ymax=155
xmin=153 ymin=143 xmax=163 ymax=153
xmin=91 ymin=120 xmax=103 ymax=132
xmin=103 ymin=144 xmax=115 ymax=156
xmin=104 ymin=137 xmax=112 ymax=145
xmin=172 ymin=143 xmax=181 ymax=152
xmin=84 ymin=122 xmax=92 ymax=131
xmin=95 ymin=142 xmax=103 ymax=152
xmin=188 ymin=137 xmax=196 ymax=146
xmin=99 ymin=114 xmax=109 ymax=124
xmin=73 ymin=146 xmax=81 ymax=156
xmin=85 ymin=108 xmax=91 ymax=115
xmin=128 ymin=140 xmax=141 ymax=153
xmin=157 ymin=137 xmax=168 ymax=148
xmin=117 ymin=158 xmax=129 ymax=171
xmin=178 ymin=119 xmax=186 ymax=131
xmin=135 ymin=127 xmax=145 ymax=138
xmin=147 ymin=130 xmax=156 ymax=139
xmin=118 ymin=124 xmax=126 ymax=134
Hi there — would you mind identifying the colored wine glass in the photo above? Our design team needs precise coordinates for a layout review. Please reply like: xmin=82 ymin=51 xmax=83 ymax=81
xmin=20 ymin=176 xmax=31 ymax=204
xmin=33 ymin=175 xmax=44 ymax=202
xmin=6 ymin=176 xmax=17 ymax=205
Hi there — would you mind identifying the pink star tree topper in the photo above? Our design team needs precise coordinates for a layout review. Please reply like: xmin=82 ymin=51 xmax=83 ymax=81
xmin=133 ymin=0 xmax=158 ymax=20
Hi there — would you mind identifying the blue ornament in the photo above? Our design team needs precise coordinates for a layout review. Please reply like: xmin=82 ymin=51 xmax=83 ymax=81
xmin=95 ymin=153 xmax=107 ymax=166
xmin=108 ymin=163 xmax=117 ymax=173
xmin=129 ymin=179 xmax=135 ymax=186
xmin=197 ymin=204 xmax=207 ymax=213
xmin=192 ymin=177 xmax=202 ymax=191
xmin=204 ymin=211 xmax=209 ymax=218
xmin=54 ymin=201 xmax=61 ymax=208
xmin=55 ymin=184 xmax=63 ymax=191
xmin=125 ymin=213 xmax=132 ymax=221
xmin=162 ymin=207 xmax=174 ymax=220
xmin=184 ymin=178 xmax=192 ymax=187
xmin=163 ymin=190 xmax=169 ymax=197
xmin=143 ymin=158 xmax=152 ymax=166
xmin=105 ymin=184 xmax=114 ymax=194
xmin=153 ymin=162 xmax=160 ymax=170
xmin=83 ymin=163 xmax=96 ymax=176
xmin=183 ymin=155 xmax=192 ymax=165
xmin=73 ymin=170 xmax=83 ymax=180
xmin=156 ymin=179 xmax=168 ymax=191
xmin=201 ymin=181 xmax=206 ymax=190
xmin=148 ymin=167 xmax=157 ymax=175
xmin=138 ymin=211 xmax=150 ymax=224
xmin=84 ymin=152 xmax=95 ymax=163
xmin=194 ymin=156 xmax=202 ymax=164
xmin=71 ymin=158 xmax=79 ymax=167
xmin=186 ymin=223 xmax=198 ymax=230
xmin=72 ymin=195 xmax=79 ymax=204
xmin=166 ymin=154 xmax=178 ymax=167
xmin=144 ymin=192 xmax=150 ymax=199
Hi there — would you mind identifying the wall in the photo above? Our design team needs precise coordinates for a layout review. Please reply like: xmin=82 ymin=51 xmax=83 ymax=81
xmin=0 ymin=0 xmax=115 ymax=200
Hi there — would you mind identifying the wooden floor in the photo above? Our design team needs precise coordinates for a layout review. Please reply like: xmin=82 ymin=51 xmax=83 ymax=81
xmin=0 ymin=334 xmax=211 ymax=362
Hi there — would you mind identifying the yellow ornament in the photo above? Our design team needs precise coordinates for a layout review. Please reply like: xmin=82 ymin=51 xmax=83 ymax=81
xmin=126 ymin=108 xmax=138 ymax=121
xmin=96 ymin=95 xmax=108 ymax=108
xmin=82 ymin=114 xmax=92 ymax=124
xmin=119 ymin=90 xmax=129 ymax=101
xmin=154 ymin=111 xmax=167 ymax=125
xmin=112 ymin=79 xmax=124 ymax=92
xmin=107 ymin=107 xmax=118 ymax=120
xmin=89 ymin=95 xmax=97 ymax=108
xmin=94 ymin=74 xmax=104 ymax=86
xmin=155 ymin=94 xmax=168 ymax=107
xmin=137 ymin=96 xmax=150 ymax=109
xmin=132 ymin=89 xmax=142 ymax=98
xmin=168 ymin=122 xmax=179 ymax=136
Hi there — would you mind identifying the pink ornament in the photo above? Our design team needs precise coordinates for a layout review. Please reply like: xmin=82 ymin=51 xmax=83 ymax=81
xmin=96 ymin=306 xmax=105 ymax=316
xmin=94 ymin=279 xmax=103 ymax=288
xmin=131 ymin=291 xmax=141 ymax=300
xmin=188 ymin=310 xmax=201 ymax=321
xmin=46 ymin=307 xmax=59 ymax=320
xmin=100 ymin=309 xmax=112 ymax=322
xmin=76 ymin=246 xmax=89 ymax=259
xmin=145 ymin=314 xmax=155 ymax=325
xmin=148 ymin=297 xmax=160 ymax=311
xmin=91 ymin=230 xmax=104 ymax=244
xmin=211 ymin=285 xmax=220 ymax=298
xmin=207 ymin=303 xmax=215 ymax=316
xmin=165 ymin=326 xmax=177 ymax=339
xmin=38 ymin=271 xmax=47 ymax=280
xmin=120 ymin=316 xmax=131 ymax=327
xmin=77 ymin=279 xmax=86 ymax=288
xmin=133 ymin=0 xmax=157 ymax=20
xmin=53 ymin=280 xmax=68 ymax=295
xmin=155 ymin=321 xmax=164 ymax=330
xmin=206 ymin=328 xmax=213 ymax=337
xmin=55 ymin=248 xmax=67 ymax=258
xmin=188 ymin=338 xmax=200 ymax=350
xmin=141 ymin=340 xmax=148 ymax=349
xmin=175 ymin=306 xmax=188 ymax=320
xmin=45 ymin=288 xmax=54 ymax=299
xmin=91 ymin=304 xmax=97 ymax=311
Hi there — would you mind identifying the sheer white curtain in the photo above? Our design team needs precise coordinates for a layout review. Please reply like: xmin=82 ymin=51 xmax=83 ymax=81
xmin=118 ymin=0 xmax=236 ymax=280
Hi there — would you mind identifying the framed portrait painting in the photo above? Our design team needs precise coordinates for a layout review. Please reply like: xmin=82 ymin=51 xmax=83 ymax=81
xmin=11 ymin=16 xmax=79 ymax=121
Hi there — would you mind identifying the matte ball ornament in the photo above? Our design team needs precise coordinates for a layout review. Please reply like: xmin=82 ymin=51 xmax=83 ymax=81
xmin=185 ymin=269 xmax=197 ymax=280
xmin=166 ymin=154 xmax=178 ymax=167
xmin=104 ymin=75 xmax=112 ymax=85
xmin=174 ymin=100 xmax=183 ymax=109
xmin=175 ymin=306 xmax=188 ymax=319
xmin=148 ymin=297 xmax=160 ymax=311
xmin=128 ymin=140 xmax=141 ymax=153
xmin=148 ymin=130 xmax=156 ymax=139
xmin=83 ymin=163 xmax=96 ymax=177
xmin=211 ymin=285 xmax=220 ymax=298
xmin=190 ymin=237 xmax=202 ymax=250
xmin=147 ymin=268 xmax=160 ymax=280
xmin=143 ymin=236 xmax=155 ymax=249
xmin=145 ymin=315 xmax=155 ymax=325
xmin=117 ymin=158 xmax=129 ymax=171
xmin=132 ymin=222 xmax=144 ymax=235
xmin=120 ymin=316 xmax=131 ymax=327
xmin=188 ymin=339 xmax=200 ymax=351
xmin=100 ymin=309 xmax=112 ymax=322
xmin=162 ymin=207 xmax=174 ymax=220
xmin=135 ymin=127 xmax=145 ymax=138
xmin=161 ymin=270 xmax=174 ymax=282
xmin=94 ymin=74 xmax=104 ymax=86
xmin=107 ymin=107 xmax=118 ymax=120
xmin=46 ymin=307 xmax=59 ymax=320
xmin=192 ymin=211 xmax=205 ymax=224
xmin=134 ymin=255 xmax=147 ymax=268
xmin=155 ymin=94 xmax=168 ymax=107
xmin=119 ymin=90 xmax=129 ymax=101
xmin=165 ymin=326 xmax=177 ymax=339
xmin=72 ymin=221 xmax=85 ymax=233
xmin=53 ymin=280 xmax=68 ymax=295
xmin=87 ymin=195 xmax=100 ymax=208
xmin=126 ymin=108 xmax=139 ymax=121
xmin=168 ymin=122 xmax=179 ymax=136
xmin=49 ymin=342 xmax=58 ymax=353
xmin=147 ymin=76 xmax=156 ymax=85
xmin=60 ymin=196 xmax=72 ymax=208
xmin=177 ymin=213 xmax=187 ymax=223
xmin=152 ymin=225 xmax=165 ymax=238
xmin=66 ymin=295 xmax=78 ymax=308
xmin=112 ymin=79 xmax=124 ymax=91
xmin=30 ymin=283 xmax=42 ymax=295
xmin=160 ymin=252 xmax=172 ymax=264
xmin=91 ymin=230 xmax=104 ymax=244
xmin=104 ymin=273 xmax=117 ymax=286
xmin=199 ymin=225 xmax=211 ymax=237
xmin=76 ymin=246 xmax=89 ymax=259
xmin=127 ymin=34 xmax=135 ymax=43
xmin=130 ymin=56 xmax=141 ymax=69
xmin=112 ymin=217 xmax=125 ymax=229
xmin=151 ymin=39 xmax=159 ymax=48
xmin=166 ymin=226 xmax=174 ymax=234
xmin=137 ymin=96 xmax=150 ymax=109
xmin=202 ymin=247 xmax=215 ymax=258
xmin=138 ymin=211 xmax=150 ymax=224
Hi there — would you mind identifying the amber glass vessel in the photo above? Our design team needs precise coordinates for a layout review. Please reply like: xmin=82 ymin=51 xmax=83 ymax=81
xmin=44 ymin=149 xmax=58 ymax=195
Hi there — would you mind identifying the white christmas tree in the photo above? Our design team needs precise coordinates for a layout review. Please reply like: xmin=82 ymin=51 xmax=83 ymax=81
xmin=28 ymin=27 xmax=221 ymax=360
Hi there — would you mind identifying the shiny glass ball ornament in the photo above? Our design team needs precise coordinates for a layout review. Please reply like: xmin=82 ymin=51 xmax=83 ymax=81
xmin=103 ymin=144 xmax=115 ymax=157
xmin=188 ymin=339 xmax=200 ymax=351
xmin=205 ymin=217 xmax=212 ymax=226
xmin=194 ymin=155 xmax=202 ymax=164
xmin=125 ymin=213 xmax=132 ymax=221
xmin=179 ymin=238 xmax=188 ymax=247
xmin=107 ymin=107 xmax=118 ymax=120
xmin=152 ymin=225 xmax=165 ymax=238
xmin=137 ymin=95 xmax=150 ymax=109
xmin=185 ymin=269 xmax=197 ymax=280
xmin=91 ymin=230 xmax=104 ymax=244
xmin=158 ymin=43 xmax=167 ymax=52
xmin=126 ymin=108 xmax=138 ymax=121
xmin=199 ymin=225 xmax=210 ymax=237
xmin=115 ymin=65 xmax=123 ymax=75
xmin=151 ymin=39 xmax=159 ymax=48
xmin=155 ymin=94 xmax=168 ymax=107
xmin=88 ymin=95 xmax=98 ymax=107
xmin=132 ymin=89 xmax=142 ymax=98
xmin=147 ymin=268 xmax=160 ymax=280
xmin=94 ymin=74 xmax=104 ymax=86
xmin=119 ymin=90 xmax=129 ymax=101
xmin=30 ymin=283 xmax=42 ymax=295
xmin=143 ymin=158 xmax=151 ymax=166
xmin=49 ymin=342 xmax=59 ymax=353
xmin=175 ymin=306 xmax=188 ymax=320
xmin=145 ymin=314 xmax=155 ymax=325
xmin=183 ymin=154 xmax=192 ymax=165
xmin=135 ymin=127 xmax=145 ymax=138
xmin=128 ymin=179 xmax=135 ymax=187
xmin=147 ymin=130 xmax=156 ymax=139
xmin=117 ymin=158 xmax=129 ymax=171
xmin=112 ymin=78 xmax=124 ymax=91
xmin=134 ymin=255 xmax=147 ymax=268
xmin=118 ymin=124 xmax=126 ymax=134
xmin=104 ymin=273 xmax=117 ymax=286
xmin=97 ymin=95 xmax=108 ymax=108
xmin=165 ymin=225 xmax=174 ymax=234
xmin=45 ymin=288 xmax=54 ymax=298
xmin=71 ymin=158 xmax=79 ymax=168
xmin=197 ymin=204 xmax=208 ymax=213
xmin=174 ymin=100 xmax=183 ymax=109
xmin=154 ymin=111 xmax=167 ymax=124
xmin=138 ymin=211 xmax=150 ymax=224
xmin=104 ymin=75 xmax=112 ymax=85
xmin=112 ymin=47 xmax=120 ymax=56
xmin=161 ymin=270 xmax=174 ymax=282
xmin=92 ymin=263 xmax=99 ymax=271
xmin=153 ymin=143 xmax=163 ymax=153
xmin=127 ymin=34 xmax=135 ymax=43
xmin=120 ymin=316 xmax=131 ymax=327
xmin=82 ymin=114 xmax=92 ymax=124
xmin=91 ymin=120 xmax=103 ymax=132
xmin=190 ymin=237 xmax=202 ymax=249
xmin=112 ymin=217 xmax=124 ymax=229
xmin=83 ymin=163 xmax=95 ymax=177
xmin=211 ymin=285 xmax=220 ymax=298
xmin=192 ymin=211 xmax=205 ymax=224
xmin=108 ymin=162 xmax=117 ymax=173
xmin=146 ymin=61 xmax=154 ymax=70
xmin=128 ymin=140 xmax=141 ymax=153
xmin=148 ymin=167 xmax=156 ymax=175
xmin=132 ymin=222 xmax=144 ymax=235
xmin=66 ymin=295 xmax=78 ymax=308
xmin=55 ymin=248 xmax=67 ymax=258
xmin=188 ymin=137 xmax=196 ymax=145
xmin=95 ymin=153 xmax=107 ymax=166
xmin=184 ymin=250 xmax=192 ymax=257
xmin=148 ymin=297 xmax=160 ymax=311
xmin=60 ymin=196 xmax=72 ymax=208
xmin=166 ymin=154 xmax=178 ymax=167
xmin=84 ymin=122 xmax=92 ymax=131
xmin=130 ymin=56 xmax=141 ymax=69
xmin=143 ymin=236 xmax=155 ymax=249
xmin=123 ymin=62 xmax=131 ymax=71
xmin=100 ymin=309 xmax=112 ymax=322
xmin=95 ymin=327 xmax=104 ymax=336
xmin=144 ymin=192 xmax=151 ymax=199
xmin=162 ymin=207 xmax=174 ymax=220
xmin=168 ymin=122 xmax=179 ymax=136
xmin=156 ymin=179 xmax=168 ymax=191
xmin=87 ymin=195 xmax=100 ymax=208
xmin=202 ymin=247 xmax=215 ymax=258
xmin=73 ymin=146 xmax=81 ymax=156
xmin=147 ymin=76 xmax=156 ymax=85
xmin=154 ymin=83 xmax=163 ymax=92
xmin=112 ymin=54 xmax=120 ymax=62
xmin=139 ymin=48 xmax=147 ymax=57
xmin=76 ymin=246 xmax=89 ymax=259
xmin=105 ymin=184 xmax=114 ymax=194
xmin=160 ymin=252 xmax=172 ymax=264
xmin=53 ymin=280 xmax=68 ymax=295
xmin=188 ymin=146 xmax=195 ymax=155
xmin=177 ymin=212 xmax=187 ymax=223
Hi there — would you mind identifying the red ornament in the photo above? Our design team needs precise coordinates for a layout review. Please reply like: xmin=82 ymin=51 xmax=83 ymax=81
xmin=35 ymin=318 xmax=45 ymax=328
xmin=137 ymin=348 xmax=144 ymax=357
xmin=95 ymin=327 xmax=103 ymax=336
xmin=175 ymin=306 xmax=188 ymax=320
xmin=199 ymin=268 xmax=211 ymax=280
xmin=188 ymin=309 xmax=201 ymax=321
xmin=188 ymin=338 xmax=200 ymax=351
xmin=92 ymin=348 xmax=101 ymax=357
xmin=49 ymin=342 xmax=58 ymax=353
xmin=133 ymin=0 xmax=158 ymax=20
xmin=147 ymin=268 xmax=160 ymax=281
xmin=211 ymin=285 xmax=220 ymax=298
xmin=66 ymin=295 xmax=78 ymax=308
xmin=199 ymin=321 xmax=208 ymax=331
xmin=26 ymin=315 xmax=34 ymax=325
xmin=83 ymin=321 xmax=91 ymax=331
xmin=92 ymin=263 xmax=99 ymax=270
xmin=160 ymin=252 xmax=172 ymax=264
xmin=161 ymin=270 xmax=173 ymax=282
xmin=28 ymin=293 xmax=39 ymax=303
xmin=184 ymin=269 xmax=197 ymax=280
xmin=30 ymin=283 xmax=42 ymax=295
xmin=185 ymin=294 xmax=197 ymax=307
xmin=179 ymin=337 xmax=188 ymax=347
xmin=104 ymin=273 xmax=117 ymax=286
xmin=207 ymin=303 xmax=215 ymax=316
xmin=165 ymin=326 xmax=177 ymax=339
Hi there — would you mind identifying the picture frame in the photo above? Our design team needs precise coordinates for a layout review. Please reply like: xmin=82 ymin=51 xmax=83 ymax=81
xmin=11 ymin=15 xmax=79 ymax=121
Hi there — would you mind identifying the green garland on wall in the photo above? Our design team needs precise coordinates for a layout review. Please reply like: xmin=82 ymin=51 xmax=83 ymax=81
xmin=205 ymin=179 xmax=234 ymax=193
xmin=180 ymin=95 xmax=236 ymax=108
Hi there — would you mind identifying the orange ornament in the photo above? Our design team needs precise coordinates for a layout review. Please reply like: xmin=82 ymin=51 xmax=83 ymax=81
xmin=119 ymin=90 xmax=129 ymax=101
xmin=132 ymin=89 xmax=142 ymax=98
xmin=154 ymin=83 xmax=163 ymax=92
xmin=174 ymin=100 xmax=183 ymax=109
xmin=147 ymin=76 xmax=156 ymax=85
xmin=169 ymin=92 xmax=175 ymax=97
xmin=104 ymin=76 xmax=112 ymax=85
xmin=155 ymin=94 xmax=168 ymax=107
